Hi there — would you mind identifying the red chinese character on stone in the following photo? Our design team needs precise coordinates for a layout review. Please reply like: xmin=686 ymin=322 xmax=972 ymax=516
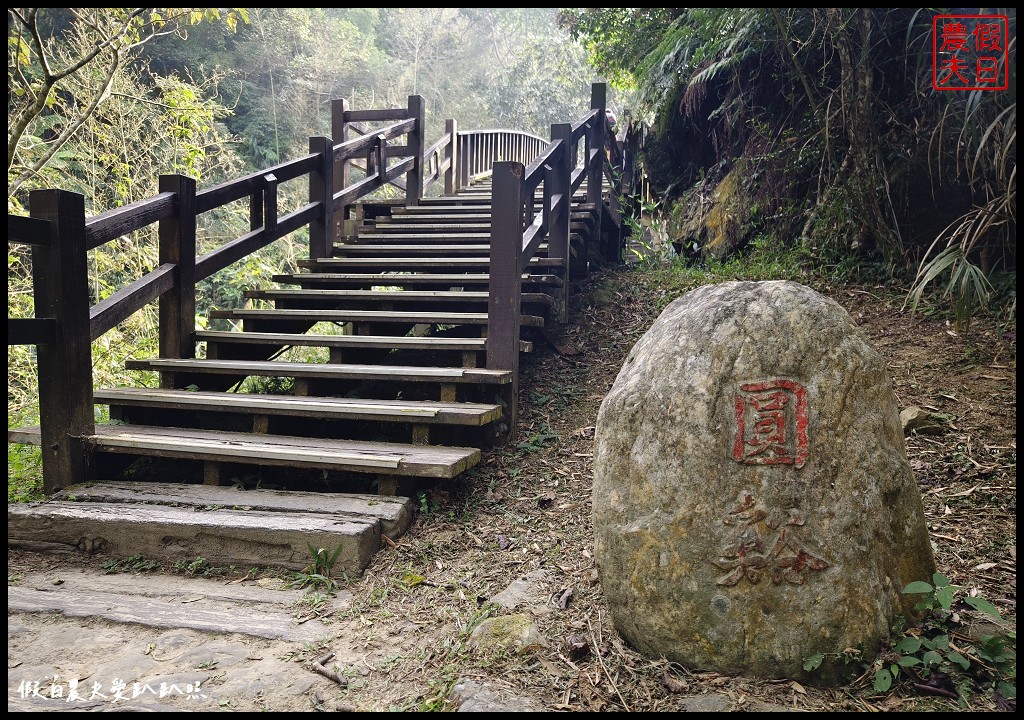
xmin=975 ymin=57 xmax=1001 ymax=85
xmin=973 ymin=22 xmax=1003 ymax=52
xmin=940 ymin=21 xmax=969 ymax=51
xmin=938 ymin=56 xmax=970 ymax=86
xmin=733 ymin=380 xmax=809 ymax=467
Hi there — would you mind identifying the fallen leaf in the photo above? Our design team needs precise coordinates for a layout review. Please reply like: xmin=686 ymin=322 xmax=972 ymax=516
xmin=565 ymin=634 xmax=589 ymax=661
xmin=791 ymin=680 xmax=807 ymax=694
xmin=974 ymin=562 xmax=998 ymax=571
xmin=661 ymin=669 xmax=687 ymax=693
xmin=556 ymin=587 xmax=573 ymax=609
xmin=497 ymin=534 xmax=510 ymax=550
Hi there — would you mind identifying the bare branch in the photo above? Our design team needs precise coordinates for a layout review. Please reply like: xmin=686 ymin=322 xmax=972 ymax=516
xmin=9 ymin=52 xmax=123 ymax=197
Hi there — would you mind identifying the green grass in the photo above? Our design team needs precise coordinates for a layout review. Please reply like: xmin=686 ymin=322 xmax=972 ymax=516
xmin=8 ymin=443 xmax=43 ymax=502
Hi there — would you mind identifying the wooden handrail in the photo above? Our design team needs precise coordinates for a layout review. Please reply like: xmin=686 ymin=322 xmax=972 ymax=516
xmin=85 ymin=192 xmax=175 ymax=250
xmin=89 ymin=263 xmax=177 ymax=339
xmin=9 ymin=215 xmax=52 ymax=246
xmin=196 ymin=154 xmax=318 ymax=214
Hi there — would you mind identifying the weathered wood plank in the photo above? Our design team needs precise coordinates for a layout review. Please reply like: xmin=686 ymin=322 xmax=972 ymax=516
xmin=30 ymin=189 xmax=94 ymax=493
xmin=335 ymin=244 xmax=494 ymax=255
xmin=8 ymin=214 xmax=51 ymax=246
xmin=93 ymin=389 xmax=502 ymax=426
xmin=351 ymin=232 xmax=490 ymax=242
xmin=158 ymin=174 xmax=197 ymax=368
xmin=208 ymin=308 xmax=546 ymax=327
xmin=9 ymin=424 xmax=482 ymax=478
xmin=195 ymin=154 xmax=318 ymax=214
xmin=8 ymin=317 xmax=56 ymax=345
xmin=84 ymin=192 xmax=174 ymax=250
xmin=195 ymin=203 xmax=318 ymax=281
xmin=344 ymin=108 xmax=412 ymax=122
xmin=119 ymin=358 xmax=513 ymax=384
xmin=89 ymin=263 xmax=176 ymax=339
xmin=244 ymin=288 xmax=555 ymax=306
xmin=54 ymin=481 xmax=413 ymax=538
xmin=487 ymin=162 xmax=524 ymax=442
xmin=363 ymin=223 xmax=491 ymax=231
xmin=298 ymin=256 xmax=565 ymax=269
xmin=198 ymin=330 xmax=488 ymax=350
xmin=8 ymin=501 xmax=379 ymax=576
xmin=272 ymin=272 xmax=562 ymax=287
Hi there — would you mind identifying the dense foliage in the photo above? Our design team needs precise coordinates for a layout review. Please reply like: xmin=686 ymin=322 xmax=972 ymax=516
xmin=560 ymin=8 xmax=1016 ymax=326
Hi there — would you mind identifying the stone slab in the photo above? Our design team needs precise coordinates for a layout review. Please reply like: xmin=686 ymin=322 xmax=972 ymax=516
xmin=8 ymin=501 xmax=380 ymax=574
xmin=55 ymin=481 xmax=413 ymax=538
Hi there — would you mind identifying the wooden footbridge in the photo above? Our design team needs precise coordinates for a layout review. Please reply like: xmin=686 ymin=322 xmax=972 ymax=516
xmin=7 ymin=83 xmax=641 ymax=574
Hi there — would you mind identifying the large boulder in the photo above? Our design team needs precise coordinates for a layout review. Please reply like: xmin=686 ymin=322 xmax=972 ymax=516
xmin=593 ymin=280 xmax=935 ymax=682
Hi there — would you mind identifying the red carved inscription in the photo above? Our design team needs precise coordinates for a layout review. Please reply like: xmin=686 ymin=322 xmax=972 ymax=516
xmin=733 ymin=380 xmax=809 ymax=468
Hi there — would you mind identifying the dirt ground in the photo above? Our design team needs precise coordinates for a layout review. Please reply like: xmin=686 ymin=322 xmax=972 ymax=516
xmin=7 ymin=264 xmax=1017 ymax=712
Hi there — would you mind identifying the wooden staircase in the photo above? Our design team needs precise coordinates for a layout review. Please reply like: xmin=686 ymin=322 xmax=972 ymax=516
xmin=117 ymin=182 xmax=578 ymax=485
xmin=8 ymin=84 xmax=636 ymax=576
xmin=8 ymin=180 xmax=603 ymax=572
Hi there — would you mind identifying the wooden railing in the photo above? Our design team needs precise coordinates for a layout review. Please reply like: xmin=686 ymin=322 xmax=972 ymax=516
xmin=7 ymin=83 xmax=637 ymax=492
xmin=486 ymin=83 xmax=642 ymax=428
xmin=8 ymin=96 xmax=430 ymax=493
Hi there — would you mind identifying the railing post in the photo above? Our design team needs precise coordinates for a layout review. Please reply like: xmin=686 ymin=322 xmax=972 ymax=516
xmin=406 ymin=95 xmax=425 ymax=207
xmin=332 ymin=98 xmax=350 ymax=241
xmin=158 ymin=174 xmax=197 ymax=389
xmin=444 ymin=119 xmax=459 ymax=195
xmin=487 ymin=161 xmax=524 ymax=442
xmin=29 ymin=189 xmax=94 ymax=493
xmin=620 ymin=110 xmax=638 ymax=244
xmin=588 ymin=82 xmax=607 ymax=262
xmin=308 ymin=135 xmax=334 ymax=260
xmin=549 ymin=123 xmax=573 ymax=324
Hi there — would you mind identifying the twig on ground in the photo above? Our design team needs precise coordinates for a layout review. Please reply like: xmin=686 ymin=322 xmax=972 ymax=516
xmin=588 ymin=616 xmax=631 ymax=712
xmin=310 ymin=651 xmax=347 ymax=686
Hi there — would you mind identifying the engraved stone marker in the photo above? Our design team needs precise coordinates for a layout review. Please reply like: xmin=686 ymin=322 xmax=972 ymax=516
xmin=593 ymin=280 xmax=936 ymax=681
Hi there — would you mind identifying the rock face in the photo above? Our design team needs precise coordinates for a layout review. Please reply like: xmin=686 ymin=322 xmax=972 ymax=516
xmin=593 ymin=280 xmax=935 ymax=682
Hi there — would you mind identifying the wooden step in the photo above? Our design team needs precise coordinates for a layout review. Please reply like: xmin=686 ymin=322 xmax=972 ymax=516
xmin=196 ymin=330 xmax=533 ymax=353
xmin=392 ymin=205 xmax=492 ymax=214
xmin=53 ymin=482 xmax=413 ymax=537
xmin=271 ymin=273 xmax=563 ymax=287
xmin=244 ymin=289 xmax=556 ymax=306
xmin=123 ymin=358 xmax=513 ymax=384
xmin=359 ymin=223 xmax=491 ymax=232
xmin=298 ymin=257 xmax=565 ymax=270
xmin=386 ymin=212 xmax=491 ymax=221
xmin=94 ymin=388 xmax=502 ymax=425
xmin=333 ymin=244 xmax=494 ymax=255
xmin=8 ymin=424 xmax=480 ymax=479
xmin=349 ymin=233 xmax=489 ymax=242
xmin=418 ymin=197 xmax=493 ymax=206
xmin=9 ymin=501 xmax=382 ymax=578
xmin=11 ymin=482 xmax=413 ymax=576
xmin=208 ymin=308 xmax=546 ymax=328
